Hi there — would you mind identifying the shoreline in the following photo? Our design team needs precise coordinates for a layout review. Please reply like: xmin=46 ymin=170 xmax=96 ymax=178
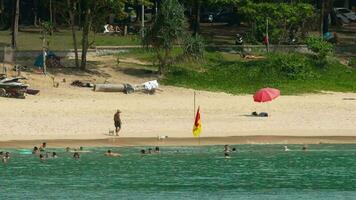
xmin=2 ymin=136 xmax=356 ymax=148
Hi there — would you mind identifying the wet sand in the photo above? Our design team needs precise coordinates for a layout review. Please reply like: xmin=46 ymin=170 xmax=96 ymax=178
xmin=2 ymin=136 xmax=356 ymax=148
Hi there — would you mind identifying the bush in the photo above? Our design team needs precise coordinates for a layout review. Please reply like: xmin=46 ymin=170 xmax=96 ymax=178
xmin=269 ymin=53 xmax=317 ymax=80
xmin=306 ymin=37 xmax=333 ymax=61
xmin=239 ymin=3 xmax=316 ymax=44
xmin=183 ymin=34 xmax=205 ymax=60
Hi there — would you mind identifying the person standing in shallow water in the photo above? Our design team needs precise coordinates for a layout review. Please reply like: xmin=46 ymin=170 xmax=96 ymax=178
xmin=114 ymin=110 xmax=122 ymax=136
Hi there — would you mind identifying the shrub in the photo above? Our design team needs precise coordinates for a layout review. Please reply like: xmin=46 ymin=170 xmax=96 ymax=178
xmin=306 ymin=37 xmax=333 ymax=61
xmin=183 ymin=34 xmax=205 ymax=60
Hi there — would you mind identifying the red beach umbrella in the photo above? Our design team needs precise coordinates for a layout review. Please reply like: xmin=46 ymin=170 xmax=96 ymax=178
xmin=253 ymin=88 xmax=280 ymax=103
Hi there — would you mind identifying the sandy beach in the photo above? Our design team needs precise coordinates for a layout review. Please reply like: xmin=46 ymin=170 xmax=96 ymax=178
xmin=1 ymin=55 xmax=356 ymax=146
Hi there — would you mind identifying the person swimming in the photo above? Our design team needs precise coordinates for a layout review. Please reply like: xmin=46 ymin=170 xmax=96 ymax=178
xmin=148 ymin=148 xmax=152 ymax=154
xmin=224 ymin=145 xmax=231 ymax=153
xmin=232 ymin=148 xmax=237 ymax=152
xmin=302 ymin=145 xmax=307 ymax=151
xmin=284 ymin=146 xmax=290 ymax=151
xmin=65 ymin=147 xmax=70 ymax=152
xmin=45 ymin=152 xmax=50 ymax=158
xmin=141 ymin=149 xmax=146 ymax=154
xmin=104 ymin=150 xmax=121 ymax=157
xmin=154 ymin=147 xmax=160 ymax=153
xmin=39 ymin=154 xmax=45 ymax=161
xmin=2 ymin=152 xmax=10 ymax=163
xmin=32 ymin=146 xmax=40 ymax=155
xmin=39 ymin=142 xmax=47 ymax=151
xmin=52 ymin=152 xmax=58 ymax=158
xmin=224 ymin=152 xmax=231 ymax=158
xmin=73 ymin=152 xmax=80 ymax=159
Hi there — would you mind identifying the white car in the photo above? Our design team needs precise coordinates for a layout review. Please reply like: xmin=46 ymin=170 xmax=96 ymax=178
xmin=334 ymin=8 xmax=356 ymax=22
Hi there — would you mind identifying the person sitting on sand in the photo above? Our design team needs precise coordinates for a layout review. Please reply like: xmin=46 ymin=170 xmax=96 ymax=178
xmin=52 ymin=152 xmax=58 ymax=158
xmin=154 ymin=147 xmax=160 ymax=154
xmin=73 ymin=152 xmax=80 ymax=159
xmin=104 ymin=150 xmax=121 ymax=157
xmin=32 ymin=146 xmax=40 ymax=155
xmin=114 ymin=110 xmax=122 ymax=136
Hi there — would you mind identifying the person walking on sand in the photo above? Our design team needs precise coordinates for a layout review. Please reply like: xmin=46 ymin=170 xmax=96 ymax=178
xmin=114 ymin=110 xmax=122 ymax=136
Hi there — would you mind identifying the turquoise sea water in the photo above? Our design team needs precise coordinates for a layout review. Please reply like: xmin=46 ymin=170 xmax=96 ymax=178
xmin=2 ymin=144 xmax=356 ymax=199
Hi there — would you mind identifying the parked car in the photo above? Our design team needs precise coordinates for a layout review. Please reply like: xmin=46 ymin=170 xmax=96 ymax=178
xmin=333 ymin=8 xmax=356 ymax=23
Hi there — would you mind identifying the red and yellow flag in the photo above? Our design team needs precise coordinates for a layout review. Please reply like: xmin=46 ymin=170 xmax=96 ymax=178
xmin=193 ymin=107 xmax=202 ymax=137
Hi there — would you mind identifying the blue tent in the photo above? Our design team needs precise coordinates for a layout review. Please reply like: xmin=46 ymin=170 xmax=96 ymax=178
xmin=34 ymin=51 xmax=57 ymax=67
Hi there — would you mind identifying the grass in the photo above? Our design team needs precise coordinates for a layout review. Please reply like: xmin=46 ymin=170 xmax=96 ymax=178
xmin=0 ymin=30 xmax=140 ymax=51
xmin=121 ymin=49 xmax=356 ymax=95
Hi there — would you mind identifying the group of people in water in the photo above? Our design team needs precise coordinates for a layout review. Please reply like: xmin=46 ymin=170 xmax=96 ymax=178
xmin=1 ymin=142 xmax=311 ymax=163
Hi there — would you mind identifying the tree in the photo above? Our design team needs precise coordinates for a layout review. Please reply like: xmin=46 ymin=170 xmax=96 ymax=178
xmin=66 ymin=0 xmax=79 ymax=68
xmin=79 ymin=0 xmax=126 ymax=70
xmin=11 ymin=0 xmax=19 ymax=49
xmin=143 ymin=0 xmax=187 ymax=74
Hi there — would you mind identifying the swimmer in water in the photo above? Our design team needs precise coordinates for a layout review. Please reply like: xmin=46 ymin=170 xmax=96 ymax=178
xmin=104 ymin=150 xmax=121 ymax=157
xmin=302 ymin=145 xmax=307 ymax=151
xmin=284 ymin=146 xmax=290 ymax=151
xmin=40 ymin=142 xmax=47 ymax=151
xmin=73 ymin=152 xmax=80 ymax=159
xmin=52 ymin=152 xmax=58 ymax=158
xmin=224 ymin=152 xmax=231 ymax=158
xmin=2 ymin=152 xmax=10 ymax=163
xmin=39 ymin=154 xmax=45 ymax=161
xmin=232 ymin=148 xmax=237 ymax=152
xmin=141 ymin=149 xmax=146 ymax=155
xmin=65 ymin=147 xmax=70 ymax=152
xmin=32 ymin=146 xmax=40 ymax=155
xmin=224 ymin=145 xmax=231 ymax=153
xmin=154 ymin=147 xmax=160 ymax=154
xmin=45 ymin=152 xmax=50 ymax=158
xmin=148 ymin=148 xmax=152 ymax=154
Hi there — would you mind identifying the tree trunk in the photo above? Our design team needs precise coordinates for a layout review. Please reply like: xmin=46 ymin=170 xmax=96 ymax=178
xmin=67 ymin=0 xmax=79 ymax=68
xmin=80 ymin=7 xmax=91 ymax=70
xmin=192 ymin=0 xmax=201 ymax=35
xmin=11 ymin=0 xmax=19 ymax=49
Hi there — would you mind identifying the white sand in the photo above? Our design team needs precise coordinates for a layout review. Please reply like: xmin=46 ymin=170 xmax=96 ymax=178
xmin=1 ymin=55 xmax=356 ymax=141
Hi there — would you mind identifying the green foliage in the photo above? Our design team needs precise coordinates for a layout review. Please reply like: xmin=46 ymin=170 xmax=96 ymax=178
xmin=240 ymin=2 xmax=316 ymax=44
xmin=306 ymin=37 xmax=333 ymax=61
xmin=161 ymin=52 xmax=356 ymax=95
xmin=349 ymin=57 xmax=356 ymax=67
xmin=143 ymin=0 xmax=187 ymax=74
xmin=183 ymin=34 xmax=205 ymax=60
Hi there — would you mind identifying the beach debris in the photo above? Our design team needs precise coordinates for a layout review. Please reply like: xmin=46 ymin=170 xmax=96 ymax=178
xmin=94 ymin=80 xmax=160 ymax=94
xmin=157 ymin=135 xmax=168 ymax=140
xmin=26 ymin=89 xmax=40 ymax=95
xmin=0 ymin=76 xmax=29 ymax=98
xmin=71 ymin=80 xmax=94 ymax=88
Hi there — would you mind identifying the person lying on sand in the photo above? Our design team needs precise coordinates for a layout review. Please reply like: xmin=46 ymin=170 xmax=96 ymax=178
xmin=104 ymin=150 xmax=121 ymax=157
